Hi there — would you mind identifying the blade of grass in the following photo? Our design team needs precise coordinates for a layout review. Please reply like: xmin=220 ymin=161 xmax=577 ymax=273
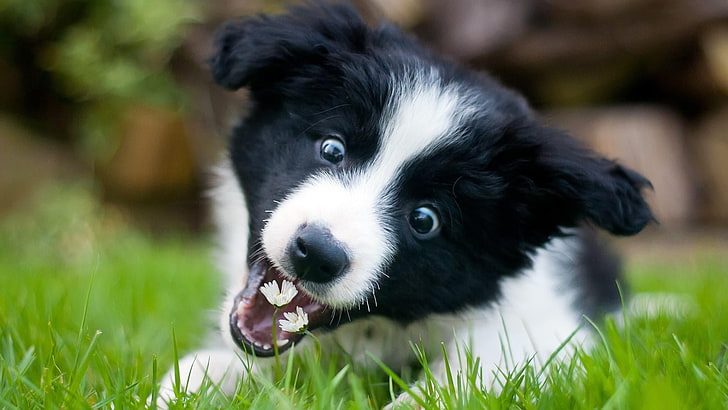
xmin=68 ymin=266 xmax=96 ymax=386
xmin=368 ymin=353 xmax=428 ymax=409
xmin=150 ymin=354 xmax=158 ymax=409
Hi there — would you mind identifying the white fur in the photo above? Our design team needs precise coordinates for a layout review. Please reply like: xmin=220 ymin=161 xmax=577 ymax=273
xmin=157 ymin=348 xmax=250 ymax=405
xmin=261 ymin=172 xmax=393 ymax=307
xmin=160 ymin=74 xmax=585 ymax=405
xmin=209 ymin=158 xmax=250 ymax=289
xmin=372 ymin=70 xmax=474 ymax=190
xmin=333 ymin=236 xmax=586 ymax=386
xmin=433 ymin=237 xmax=588 ymax=384
xmin=160 ymin=234 xmax=585 ymax=405
xmin=262 ymin=71 xmax=477 ymax=307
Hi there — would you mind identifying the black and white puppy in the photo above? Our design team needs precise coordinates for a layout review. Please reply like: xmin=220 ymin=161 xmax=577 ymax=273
xmin=161 ymin=2 xmax=653 ymax=402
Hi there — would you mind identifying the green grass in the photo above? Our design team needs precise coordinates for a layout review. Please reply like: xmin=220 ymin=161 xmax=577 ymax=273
xmin=1 ymin=184 xmax=727 ymax=408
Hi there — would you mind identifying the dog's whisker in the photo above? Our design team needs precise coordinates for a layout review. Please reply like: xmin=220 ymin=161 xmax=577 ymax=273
xmin=309 ymin=103 xmax=351 ymax=117
xmin=166 ymin=3 xmax=657 ymax=405
xmin=339 ymin=309 xmax=346 ymax=327
xmin=297 ymin=113 xmax=343 ymax=137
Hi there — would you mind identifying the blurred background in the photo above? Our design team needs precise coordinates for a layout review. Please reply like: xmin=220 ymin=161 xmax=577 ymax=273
xmin=1 ymin=0 xmax=727 ymax=259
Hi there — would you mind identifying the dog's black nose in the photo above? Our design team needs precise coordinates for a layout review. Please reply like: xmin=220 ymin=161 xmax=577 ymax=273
xmin=287 ymin=224 xmax=349 ymax=283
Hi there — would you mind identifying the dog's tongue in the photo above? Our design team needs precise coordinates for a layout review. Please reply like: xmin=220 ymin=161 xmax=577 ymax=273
xmin=229 ymin=261 xmax=331 ymax=356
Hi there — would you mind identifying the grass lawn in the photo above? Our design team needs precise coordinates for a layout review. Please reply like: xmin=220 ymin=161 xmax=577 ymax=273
xmin=1 ymin=185 xmax=727 ymax=409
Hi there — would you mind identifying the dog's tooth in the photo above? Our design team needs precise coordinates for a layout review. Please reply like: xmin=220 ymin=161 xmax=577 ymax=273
xmin=262 ymin=344 xmax=271 ymax=350
xmin=236 ymin=301 xmax=245 ymax=315
xmin=276 ymin=339 xmax=289 ymax=347
xmin=236 ymin=320 xmax=244 ymax=330
xmin=253 ymin=341 xmax=262 ymax=347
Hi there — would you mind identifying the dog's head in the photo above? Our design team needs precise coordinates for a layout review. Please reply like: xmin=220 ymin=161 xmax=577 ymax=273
xmin=212 ymin=3 xmax=653 ymax=356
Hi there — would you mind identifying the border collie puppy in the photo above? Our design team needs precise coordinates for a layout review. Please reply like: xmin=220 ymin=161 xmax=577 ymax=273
xmin=161 ymin=2 xmax=653 ymax=403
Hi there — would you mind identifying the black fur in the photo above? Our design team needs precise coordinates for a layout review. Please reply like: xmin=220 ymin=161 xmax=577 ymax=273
xmin=576 ymin=229 xmax=625 ymax=317
xmin=211 ymin=2 xmax=653 ymax=327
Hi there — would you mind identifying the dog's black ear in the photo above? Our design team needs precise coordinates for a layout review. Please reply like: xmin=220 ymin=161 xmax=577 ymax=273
xmin=210 ymin=2 xmax=369 ymax=90
xmin=575 ymin=161 xmax=654 ymax=236
xmin=504 ymin=127 xmax=655 ymax=236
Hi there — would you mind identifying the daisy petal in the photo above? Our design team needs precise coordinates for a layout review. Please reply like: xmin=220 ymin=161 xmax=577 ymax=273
xmin=260 ymin=280 xmax=298 ymax=308
xmin=278 ymin=306 xmax=309 ymax=333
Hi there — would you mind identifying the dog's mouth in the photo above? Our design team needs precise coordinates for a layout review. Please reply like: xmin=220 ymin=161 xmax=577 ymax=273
xmin=229 ymin=260 xmax=332 ymax=356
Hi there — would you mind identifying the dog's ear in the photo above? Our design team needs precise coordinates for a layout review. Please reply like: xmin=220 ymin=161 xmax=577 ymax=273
xmin=501 ymin=126 xmax=655 ymax=236
xmin=210 ymin=2 xmax=368 ymax=91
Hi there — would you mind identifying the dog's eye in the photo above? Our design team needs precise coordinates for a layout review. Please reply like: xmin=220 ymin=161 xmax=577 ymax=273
xmin=408 ymin=206 xmax=441 ymax=239
xmin=320 ymin=137 xmax=345 ymax=164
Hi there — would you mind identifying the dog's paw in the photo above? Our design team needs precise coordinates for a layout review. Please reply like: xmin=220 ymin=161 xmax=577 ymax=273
xmin=383 ymin=391 xmax=425 ymax=410
xmin=626 ymin=292 xmax=698 ymax=319
xmin=155 ymin=348 xmax=249 ymax=407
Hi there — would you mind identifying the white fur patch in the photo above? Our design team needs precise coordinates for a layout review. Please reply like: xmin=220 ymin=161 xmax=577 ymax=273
xmin=321 ymin=236 xmax=586 ymax=386
xmin=423 ymin=236 xmax=587 ymax=386
xmin=370 ymin=70 xmax=475 ymax=190
xmin=261 ymin=70 xmax=477 ymax=307
xmin=210 ymin=158 xmax=250 ymax=290
xmin=261 ymin=172 xmax=393 ymax=306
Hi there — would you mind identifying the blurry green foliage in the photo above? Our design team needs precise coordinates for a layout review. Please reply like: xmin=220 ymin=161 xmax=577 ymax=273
xmin=0 ymin=0 xmax=202 ymax=161
xmin=0 ymin=0 xmax=66 ymax=35
xmin=45 ymin=0 xmax=198 ymax=104
xmin=0 ymin=181 xmax=123 ymax=268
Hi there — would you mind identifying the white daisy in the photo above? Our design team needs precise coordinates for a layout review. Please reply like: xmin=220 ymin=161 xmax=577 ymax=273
xmin=260 ymin=280 xmax=298 ymax=308
xmin=278 ymin=306 xmax=309 ymax=333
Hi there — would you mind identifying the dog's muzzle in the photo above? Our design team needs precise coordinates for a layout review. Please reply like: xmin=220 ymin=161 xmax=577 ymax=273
xmin=229 ymin=259 xmax=333 ymax=357
xmin=229 ymin=225 xmax=352 ymax=357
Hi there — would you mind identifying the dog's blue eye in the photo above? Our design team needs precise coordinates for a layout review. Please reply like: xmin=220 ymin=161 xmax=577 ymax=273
xmin=320 ymin=137 xmax=345 ymax=164
xmin=409 ymin=206 xmax=440 ymax=239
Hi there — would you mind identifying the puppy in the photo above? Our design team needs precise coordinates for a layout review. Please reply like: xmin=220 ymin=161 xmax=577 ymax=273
xmin=161 ymin=2 xmax=653 ymax=404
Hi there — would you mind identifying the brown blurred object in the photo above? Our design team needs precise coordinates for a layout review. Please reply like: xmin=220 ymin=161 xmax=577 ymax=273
xmin=4 ymin=0 xmax=728 ymax=232
xmin=366 ymin=0 xmax=426 ymax=27
xmin=454 ymin=0 xmax=728 ymax=107
xmin=101 ymin=105 xmax=198 ymax=200
xmin=0 ymin=60 xmax=23 ymax=113
xmin=494 ymin=0 xmax=728 ymax=67
xmin=97 ymin=105 xmax=205 ymax=232
xmin=702 ymin=25 xmax=728 ymax=93
xmin=548 ymin=107 xmax=696 ymax=226
xmin=545 ymin=0 xmax=662 ymax=20
xmin=691 ymin=107 xmax=728 ymax=223
xmin=419 ymin=0 xmax=529 ymax=59
xmin=172 ymin=0 xmax=728 ymax=230
xmin=0 ymin=115 xmax=85 ymax=213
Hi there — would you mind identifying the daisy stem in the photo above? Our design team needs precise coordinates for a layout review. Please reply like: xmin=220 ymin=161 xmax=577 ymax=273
xmin=305 ymin=330 xmax=321 ymax=362
xmin=272 ymin=307 xmax=281 ymax=380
